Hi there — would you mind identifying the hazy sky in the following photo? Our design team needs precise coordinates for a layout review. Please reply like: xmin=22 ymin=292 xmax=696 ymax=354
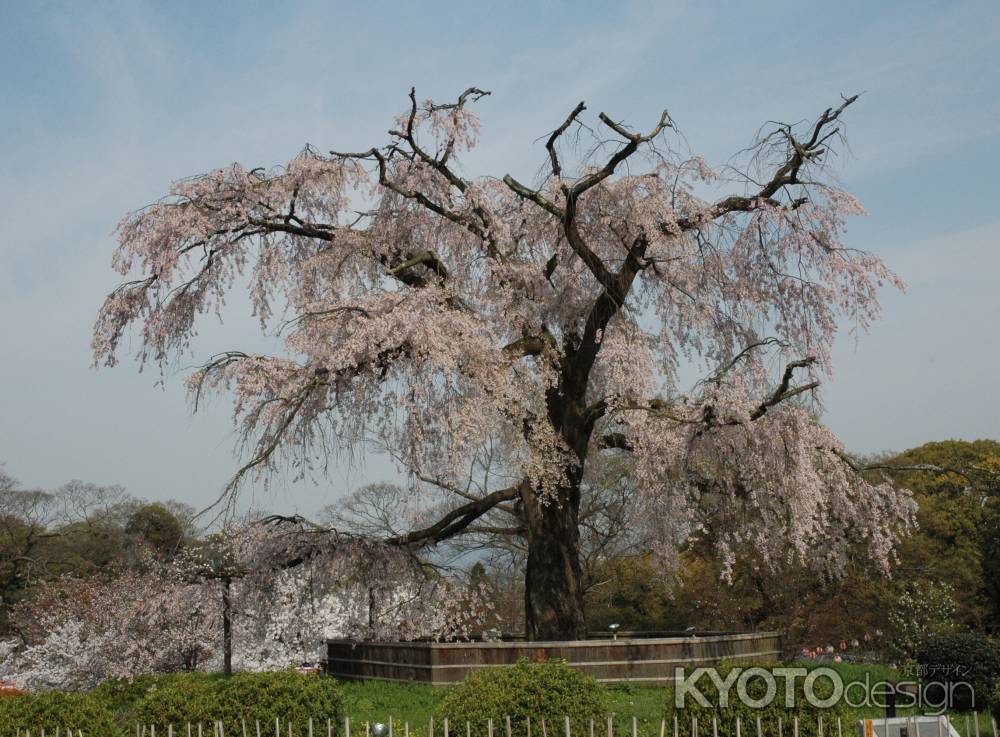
xmin=1 ymin=0 xmax=998 ymax=516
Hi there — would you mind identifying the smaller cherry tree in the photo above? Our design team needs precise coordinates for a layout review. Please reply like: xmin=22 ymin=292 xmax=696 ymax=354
xmin=0 ymin=554 xmax=219 ymax=691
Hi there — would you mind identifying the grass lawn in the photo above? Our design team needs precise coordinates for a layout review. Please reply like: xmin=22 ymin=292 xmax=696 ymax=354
xmin=335 ymin=663 xmax=997 ymax=737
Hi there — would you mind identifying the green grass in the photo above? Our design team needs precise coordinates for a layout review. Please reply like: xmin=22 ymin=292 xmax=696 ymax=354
xmin=332 ymin=663 xmax=998 ymax=737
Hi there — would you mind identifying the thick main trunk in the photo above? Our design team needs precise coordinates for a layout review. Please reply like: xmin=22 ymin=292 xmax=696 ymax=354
xmin=522 ymin=485 xmax=587 ymax=640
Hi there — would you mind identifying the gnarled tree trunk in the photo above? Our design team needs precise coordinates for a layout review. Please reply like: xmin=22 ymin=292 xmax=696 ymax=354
xmin=521 ymin=482 xmax=587 ymax=640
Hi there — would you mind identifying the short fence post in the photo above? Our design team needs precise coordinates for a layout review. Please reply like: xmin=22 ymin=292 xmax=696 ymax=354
xmin=345 ymin=718 xmax=350 ymax=737
xmin=736 ymin=718 xmax=741 ymax=737
xmin=444 ymin=719 xmax=449 ymax=737
xmin=693 ymin=717 xmax=698 ymax=737
xmin=975 ymin=715 xmax=981 ymax=737
xmin=967 ymin=717 xmax=972 ymax=737
xmin=568 ymin=717 xmax=573 ymax=737
xmin=713 ymin=716 xmax=718 ymax=737
xmin=310 ymin=719 xmax=314 ymax=737
xmin=633 ymin=718 xmax=638 ymax=737
xmin=756 ymin=717 xmax=762 ymax=737
xmin=509 ymin=717 xmax=514 ymax=737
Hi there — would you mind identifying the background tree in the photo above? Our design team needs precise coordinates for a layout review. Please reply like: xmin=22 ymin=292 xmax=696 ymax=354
xmin=125 ymin=503 xmax=186 ymax=560
xmin=94 ymin=87 xmax=915 ymax=640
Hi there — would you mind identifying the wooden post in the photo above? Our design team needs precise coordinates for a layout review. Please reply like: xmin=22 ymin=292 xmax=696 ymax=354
xmin=309 ymin=719 xmax=314 ymax=737
xmin=346 ymin=719 xmax=350 ymax=737
xmin=199 ymin=723 xmax=204 ymax=737
xmin=568 ymin=717 xmax=573 ymax=737
xmin=489 ymin=719 xmax=494 ymax=737
xmin=756 ymin=718 xmax=762 ymax=737
xmin=736 ymin=718 xmax=741 ymax=737
xmin=633 ymin=717 xmax=638 ymax=737
xmin=257 ymin=722 xmax=262 ymax=737
xmin=541 ymin=720 xmax=547 ymax=737
xmin=509 ymin=717 xmax=514 ymax=737
xmin=693 ymin=717 xmax=697 ymax=737
xmin=444 ymin=719 xmax=449 ymax=737
xmin=819 ymin=716 xmax=823 ymax=737
xmin=466 ymin=722 xmax=470 ymax=737
xmin=838 ymin=719 xmax=843 ymax=737
xmin=778 ymin=718 xmax=782 ymax=737
xmin=390 ymin=719 xmax=393 ymax=737
xmin=661 ymin=719 xmax=667 ymax=737
xmin=975 ymin=716 xmax=981 ymax=737
xmin=276 ymin=719 xmax=280 ymax=737
xmin=673 ymin=716 xmax=678 ymax=737
xmin=713 ymin=717 xmax=718 ymax=737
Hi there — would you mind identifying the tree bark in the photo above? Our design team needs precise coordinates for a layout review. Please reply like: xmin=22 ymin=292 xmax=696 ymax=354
xmin=222 ymin=576 xmax=233 ymax=676
xmin=521 ymin=483 xmax=587 ymax=640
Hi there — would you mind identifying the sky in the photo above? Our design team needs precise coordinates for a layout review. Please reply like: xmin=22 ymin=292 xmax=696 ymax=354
xmin=1 ymin=0 xmax=998 ymax=516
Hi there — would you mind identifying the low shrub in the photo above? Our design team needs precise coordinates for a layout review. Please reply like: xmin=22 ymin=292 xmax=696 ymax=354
xmin=915 ymin=632 xmax=1000 ymax=712
xmin=663 ymin=661 xmax=855 ymax=737
xmin=0 ymin=690 xmax=117 ymax=737
xmin=435 ymin=659 xmax=609 ymax=737
xmin=131 ymin=670 xmax=343 ymax=733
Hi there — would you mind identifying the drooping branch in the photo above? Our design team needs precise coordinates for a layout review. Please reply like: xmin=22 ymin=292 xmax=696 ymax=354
xmin=386 ymin=483 xmax=523 ymax=547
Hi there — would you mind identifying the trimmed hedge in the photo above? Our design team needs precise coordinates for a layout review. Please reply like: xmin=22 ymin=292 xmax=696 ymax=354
xmin=435 ymin=659 xmax=609 ymax=737
xmin=663 ymin=662 xmax=854 ymax=737
xmin=132 ymin=671 xmax=344 ymax=733
xmin=915 ymin=632 xmax=1000 ymax=712
xmin=0 ymin=690 xmax=117 ymax=737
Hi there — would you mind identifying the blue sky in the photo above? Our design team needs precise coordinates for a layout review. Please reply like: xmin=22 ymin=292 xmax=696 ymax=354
xmin=1 ymin=0 xmax=998 ymax=514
